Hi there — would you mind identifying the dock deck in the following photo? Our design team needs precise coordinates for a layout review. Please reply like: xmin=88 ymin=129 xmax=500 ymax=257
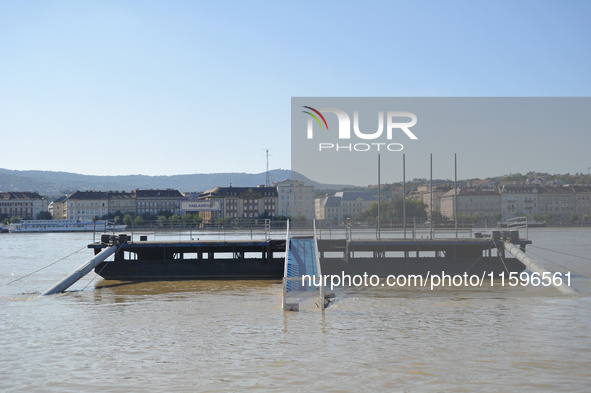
xmin=88 ymin=231 xmax=530 ymax=280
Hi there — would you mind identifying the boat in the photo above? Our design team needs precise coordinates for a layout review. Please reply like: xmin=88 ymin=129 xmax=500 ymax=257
xmin=9 ymin=219 xmax=126 ymax=233
xmin=500 ymin=220 xmax=546 ymax=228
xmin=88 ymin=229 xmax=529 ymax=281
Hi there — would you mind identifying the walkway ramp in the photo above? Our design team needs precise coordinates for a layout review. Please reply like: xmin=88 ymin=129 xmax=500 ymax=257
xmin=282 ymin=222 xmax=325 ymax=311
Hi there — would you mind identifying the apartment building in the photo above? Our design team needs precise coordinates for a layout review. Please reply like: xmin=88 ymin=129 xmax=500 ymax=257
xmin=134 ymin=189 xmax=184 ymax=216
xmin=440 ymin=188 xmax=501 ymax=219
xmin=197 ymin=186 xmax=278 ymax=221
xmin=500 ymin=185 xmax=538 ymax=222
xmin=64 ymin=191 xmax=109 ymax=220
xmin=0 ymin=192 xmax=46 ymax=219
xmin=276 ymin=179 xmax=315 ymax=222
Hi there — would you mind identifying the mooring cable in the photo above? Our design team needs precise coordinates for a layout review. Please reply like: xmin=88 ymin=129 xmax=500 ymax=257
xmin=465 ymin=237 xmax=495 ymax=273
xmin=528 ymin=244 xmax=591 ymax=261
xmin=6 ymin=245 xmax=88 ymax=285
xmin=524 ymin=248 xmax=588 ymax=279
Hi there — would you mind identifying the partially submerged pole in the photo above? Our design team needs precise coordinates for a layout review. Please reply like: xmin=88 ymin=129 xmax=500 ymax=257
xmin=504 ymin=242 xmax=577 ymax=295
xmin=403 ymin=153 xmax=406 ymax=240
xmin=454 ymin=153 xmax=458 ymax=241
xmin=42 ymin=245 xmax=118 ymax=296
xmin=377 ymin=153 xmax=381 ymax=240
xmin=430 ymin=153 xmax=433 ymax=239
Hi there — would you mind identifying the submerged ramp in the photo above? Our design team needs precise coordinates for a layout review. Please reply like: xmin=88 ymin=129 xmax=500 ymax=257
xmin=504 ymin=242 xmax=577 ymax=295
xmin=41 ymin=245 xmax=118 ymax=296
xmin=282 ymin=231 xmax=324 ymax=310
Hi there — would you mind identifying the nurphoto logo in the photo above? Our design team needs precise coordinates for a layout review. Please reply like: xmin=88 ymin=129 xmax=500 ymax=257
xmin=302 ymin=106 xmax=418 ymax=152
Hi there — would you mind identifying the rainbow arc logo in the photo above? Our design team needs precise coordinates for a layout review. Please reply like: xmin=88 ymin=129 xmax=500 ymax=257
xmin=302 ymin=106 xmax=328 ymax=130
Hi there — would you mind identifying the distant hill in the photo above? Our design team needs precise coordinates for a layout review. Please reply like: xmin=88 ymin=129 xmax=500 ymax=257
xmin=0 ymin=168 xmax=353 ymax=196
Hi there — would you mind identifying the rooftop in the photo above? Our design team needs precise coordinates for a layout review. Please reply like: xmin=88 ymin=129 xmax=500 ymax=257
xmin=334 ymin=190 xmax=378 ymax=202
xmin=0 ymin=192 xmax=43 ymax=200
xmin=134 ymin=189 xmax=183 ymax=198
xmin=65 ymin=191 xmax=108 ymax=200
xmin=199 ymin=186 xmax=278 ymax=198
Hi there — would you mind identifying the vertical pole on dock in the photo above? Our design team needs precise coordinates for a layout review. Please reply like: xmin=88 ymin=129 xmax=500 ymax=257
xmin=430 ymin=153 xmax=433 ymax=239
xmin=403 ymin=153 xmax=406 ymax=240
xmin=454 ymin=153 xmax=458 ymax=241
xmin=377 ymin=153 xmax=381 ymax=240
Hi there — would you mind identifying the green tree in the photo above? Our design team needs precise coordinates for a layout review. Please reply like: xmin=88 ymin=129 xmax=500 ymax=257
xmin=182 ymin=213 xmax=194 ymax=226
xmin=158 ymin=210 xmax=173 ymax=219
xmin=215 ymin=217 xmax=231 ymax=226
xmin=493 ymin=212 xmax=503 ymax=222
xmin=358 ymin=198 xmax=428 ymax=224
xmin=193 ymin=214 xmax=203 ymax=226
xmin=157 ymin=215 xmax=167 ymax=227
xmin=141 ymin=212 xmax=157 ymax=221
xmin=293 ymin=215 xmax=308 ymax=226
xmin=570 ymin=214 xmax=579 ymax=224
xmin=36 ymin=211 xmax=52 ymax=220
xmin=123 ymin=214 xmax=133 ymax=227
xmin=169 ymin=214 xmax=180 ymax=227
xmin=393 ymin=198 xmax=428 ymax=219
xmin=133 ymin=215 xmax=145 ymax=227
xmin=114 ymin=215 xmax=121 ymax=224
xmin=10 ymin=216 xmax=22 ymax=223
xmin=430 ymin=210 xmax=445 ymax=220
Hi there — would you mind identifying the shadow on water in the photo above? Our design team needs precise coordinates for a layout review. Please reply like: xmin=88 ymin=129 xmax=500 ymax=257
xmin=91 ymin=278 xmax=282 ymax=300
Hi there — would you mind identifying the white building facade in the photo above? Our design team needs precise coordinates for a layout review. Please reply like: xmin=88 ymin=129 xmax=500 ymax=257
xmin=276 ymin=180 xmax=315 ymax=222
xmin=64 ymin=191 xmax=109 ymax=220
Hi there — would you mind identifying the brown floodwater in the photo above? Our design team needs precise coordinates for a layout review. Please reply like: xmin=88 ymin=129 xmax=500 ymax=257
xmin=1 ymin=228 xmax=590 ymax=392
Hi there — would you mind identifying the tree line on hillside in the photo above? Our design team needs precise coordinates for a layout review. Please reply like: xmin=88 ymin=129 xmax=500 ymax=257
xmin=356 ymin=199 xmax=428 ymax=224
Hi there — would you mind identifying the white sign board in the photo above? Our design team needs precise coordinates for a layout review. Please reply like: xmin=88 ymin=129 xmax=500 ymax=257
xmin=181 ymin=200 xmax=221 ymax=211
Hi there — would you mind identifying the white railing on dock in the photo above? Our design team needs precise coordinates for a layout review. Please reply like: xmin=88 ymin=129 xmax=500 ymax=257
xmin=507 ymin=216 xmax=528 ymax=240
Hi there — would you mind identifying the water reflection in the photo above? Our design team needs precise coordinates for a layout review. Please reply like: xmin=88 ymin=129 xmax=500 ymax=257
xmin=92 ymin=279 xmax=282 ymax=303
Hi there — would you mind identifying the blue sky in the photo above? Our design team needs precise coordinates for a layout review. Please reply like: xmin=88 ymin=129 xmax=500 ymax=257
xmin=1 ymin=0 xmax=590 ymax=180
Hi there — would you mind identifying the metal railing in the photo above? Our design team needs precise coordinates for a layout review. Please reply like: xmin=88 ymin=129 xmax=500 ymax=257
xmin=315 ymin=218 xmax=475 ymax=241
xmin=92 ymin=218 xmax=288 ymax=242
xmin=507 ymin=216 xmax=528 ymax=240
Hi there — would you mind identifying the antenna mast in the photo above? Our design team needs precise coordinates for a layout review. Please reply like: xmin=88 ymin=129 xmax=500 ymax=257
xmin=265 ymin=149 xmax=271 ymax=186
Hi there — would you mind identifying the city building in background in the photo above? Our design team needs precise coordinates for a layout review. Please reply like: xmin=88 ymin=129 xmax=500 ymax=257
xmin=48 ymin=196 xmax=68 ymax=219
xmin=197 ymin=186 xmax=278 ymax=222
xmin=275 ymin=179 xmax=315 ymax=222
xmin=134 ymin=189 xmax=184 ymax=216
xmin=107 ymin=191 xmax=135 ymax=216
xmin=64 ymin=191 xmax=109 ymax=220
xmin=0 ymin=192 xmax=46 ymax=220
xmin=500 ymin=185 xmax=538 ymax=222
xmin=440 ymin=188 xmax=501 ymax=221
xmin=315 ymin=190 xmax=379 ymax=224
